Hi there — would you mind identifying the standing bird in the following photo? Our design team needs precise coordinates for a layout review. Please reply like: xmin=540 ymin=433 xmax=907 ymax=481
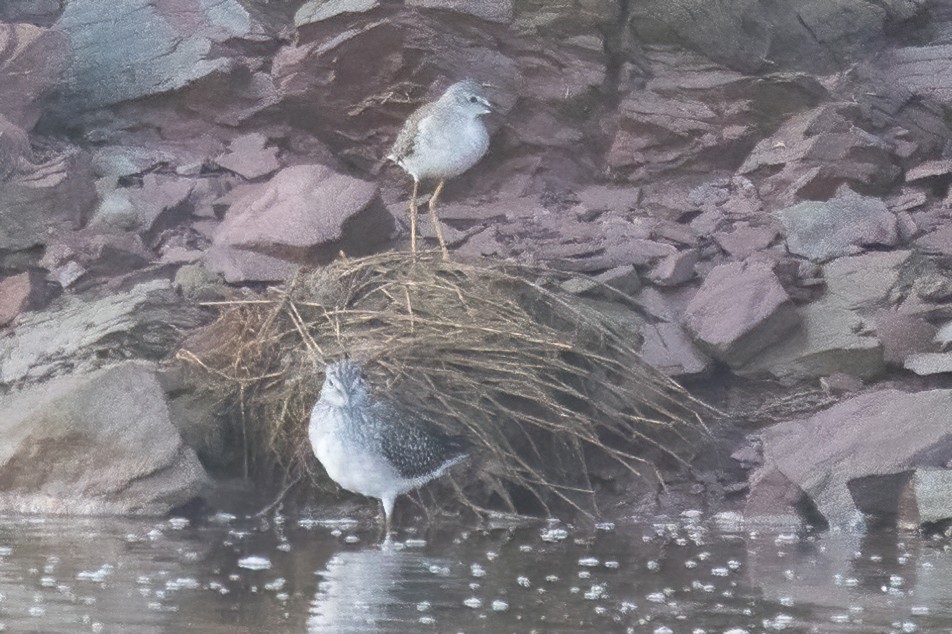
xmin=308 ymin=359 xmax=469 ymax=539
xmin=388 ymin=80 xmax=493 ymax=260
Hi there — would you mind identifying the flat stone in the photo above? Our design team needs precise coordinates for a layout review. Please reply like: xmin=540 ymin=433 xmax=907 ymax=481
xmin=748 ymin=389 xmax=952 ymax=526
xmin=0 ymin=22 xmax=68 ymax=129
xmin=905 ymin=159 xmax=952 ymax=182
xmin=214 ymin=133 xmax=281 ymax=180
xmin=294 ymin=0 xmax=378 ymax=26
xmin=713 ymin=223 xmax=779 ymax=260
xmin=0 ymin=362 xmax=207 ymax=515
xmin=904 ymin=352 xmax=952 ymax=376
xmin=916 ymin=224 xmax=952 ymax=256
xmin=908 ymin=469 xmax=952 ymax=524
xmin=740 ymin=297 xmax=885 ymax=382
xmin=875 ymin=310 xmax=939 ymax=365
xmin=648 ymin=249 xmax=699 ymax=287
xmin=823 ymin=250 xmax=911 ymax=310
xmin=0 ymin=271 xmax=46 ymax=327
xmin=407 ymin=0 xmax=514 ymax=23
xmin=683 ymin=260 xmax=800 ymax=368
xmin=776 ymin=186 xmax=898 ymax=262
xmin=639 ymin=322 xmax=712 ymax=377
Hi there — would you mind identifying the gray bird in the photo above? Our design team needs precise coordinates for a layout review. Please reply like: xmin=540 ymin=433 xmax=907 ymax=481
xmin=388 ymin=80 xmax=493 ymax=260
xmin=308 ymin=359 xmax=469 ymax=539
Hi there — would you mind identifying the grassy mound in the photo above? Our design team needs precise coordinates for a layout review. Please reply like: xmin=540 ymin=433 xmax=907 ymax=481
xmin=179 ymin=252 xmax=710 ymax=518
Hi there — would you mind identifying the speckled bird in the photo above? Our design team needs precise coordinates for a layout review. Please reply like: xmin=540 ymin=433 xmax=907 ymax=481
xmin=388 ymin=80 xmax=493 ymax=260
xmin=308 ymin=359 xmax=469 ymax=539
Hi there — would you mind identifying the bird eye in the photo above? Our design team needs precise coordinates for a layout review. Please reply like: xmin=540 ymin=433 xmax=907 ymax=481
xmin=469 ymin=96 xmax=479 ymax=103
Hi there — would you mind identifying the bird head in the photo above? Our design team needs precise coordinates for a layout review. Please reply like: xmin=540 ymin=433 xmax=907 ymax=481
xmin=443 ymin=80 xmax=494 ymax=117
xmin=320 ymin=359 xmax=366 ymax=408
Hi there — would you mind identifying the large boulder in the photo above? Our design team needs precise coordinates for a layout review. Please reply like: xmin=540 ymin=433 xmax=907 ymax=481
xmin=205 ymin=164 xmax=391 ymax=283
xmin=0 ymin=363 xmax=208 ymax=515
xmin=53 ymin=0 xmax=271 ymax=112
xmin=683 ymin=260 xmax=800 ymax=368
xmin=0 ymin=22 xmax=68 ymax=129
xmin=747 ymin=389 xmax=952 ymax=526
xmin=0 ymin=279 xmax=205 ymax=386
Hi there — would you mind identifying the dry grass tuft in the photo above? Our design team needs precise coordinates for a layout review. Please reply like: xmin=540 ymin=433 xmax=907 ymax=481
xmin=179 ymin=252 xmax=711 ymax=518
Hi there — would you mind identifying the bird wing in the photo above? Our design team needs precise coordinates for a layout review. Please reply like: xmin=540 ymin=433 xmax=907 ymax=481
xmin=367 ymin=400 xmax=469 ymax=480
xmin=388 ymin=102 xmax=437 ymax=164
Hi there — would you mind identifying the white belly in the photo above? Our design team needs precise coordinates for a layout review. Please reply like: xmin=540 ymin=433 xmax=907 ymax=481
xmin=404 ymin=117 xmax=489 ymax=181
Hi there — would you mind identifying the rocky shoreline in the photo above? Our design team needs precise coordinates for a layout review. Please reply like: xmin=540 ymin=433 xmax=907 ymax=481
xmin=0 ymin=0 xmax=950 ymax=529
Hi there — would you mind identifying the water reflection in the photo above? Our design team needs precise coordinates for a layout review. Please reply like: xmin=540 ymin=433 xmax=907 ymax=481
xmin=308 ymin=547 xmax=462 ymax=632
xmin=0 ymin=513 xmax=947 ymax=632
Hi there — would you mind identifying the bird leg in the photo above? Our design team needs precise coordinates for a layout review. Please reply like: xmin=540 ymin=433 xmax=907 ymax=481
xmin=381 ymin=496 xmax=395 ymax=544
xmin=409 ymin=178 xmax=420 ymax=256
xmin=428 ymin=179 xmax=450 ymax=261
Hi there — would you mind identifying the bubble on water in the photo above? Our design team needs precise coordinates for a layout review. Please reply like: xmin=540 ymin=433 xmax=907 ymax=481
xmin=898 ymin=621 xmax=917 ymax=632
xmin=779 ymin=596 xmax=793 ymax=607
xmin=605 ymin=560 xmax=619 ymax=569
xmin=470 ymin=563 xmax=486 ymax=578
xmin=646 ymin=560 xmax=660 ymax=572
xmin=774 ymin=534 xmax=797 ymax=545
xmin=329 ymin=529 xmax=342 ymax=537
xmin=540 ymin=527 xmax=569 ymax=543
xmin=517 ymin=576 xmax=530 ymax=588
xmin=711 ymin=567 xmax=729 ymax=577
xmin=343 ymin=535 xmax=360 ymax=544
xmin=578 ymin=571 xmax=591 ymax=579
xmin=545 ymin=575 xmax=559 ymax=582
xmin=39 ymin=577 xmax=55 ymax=588
xmin=653 ymin=626 xmax=673 ymax=634
xmin=782 ymin=570 xmax=795 ymax=581
xmin=76 ymin=565 xmax=114 ymax=583
xmin=486 ymin=551 xmax=498 ymax=561
xmin=763 ymin=613 xmax=794 ymax=630
xmin=911 ymin=606 xmax=929 ymax=616
xmin=727 ymin=559 xmax=741 ymax=570
xmin=869 ymin=554 xmax=882 ymax=562
xmin=91 ymin=623 xmax=104 ymax=633
xmin=596 ymin=522 xmax=615 ymax=531
xmin=889 ymin=574 xmax=904 ymax=587
xmin=416 ymin=601 xmax=431 ymax=612
xmin=646 ymin=592 xmax=666 ymax=604
xmin=166 ymin=578 xmax=200 ymax=591
xmin=684 ymin=560 xmax=698 ymax=569
xmin=463 ymin=597 xmax=482 ymax=609
xmin=276 ymin=542 xmax=291 ymax=552
xmin=210 ymin=512 xmax=237 ymax=524
xmin=469 ymin=582 xmax=480 ymax=591
xmin=264 ymin=578 xmax=285 ymax=592
xmin=168 ymin=517 xmax=189 ymax=530
xmin=0 ymin=547 xmax=12 ymax=556
xmin=428 ymin=564 xmax=451 ymax=576
xmin=578 ymin=556 xmax=599 ymax=567
xmin=619 ymin=601 xmax=637 ymax=614
xmin=723 ymin=629 xmax=749 ymax=634
xmin=28 ymin=607 xmax=44 ymax=617
xmin=419 ymin=615 xmax=436 ymax=625
xmin=404 ymin=538 xmax=426 ymax=548
xmin=584 ymin=584 xmax=606 ymax=600
xmin=491 ymin=599 xmax=509 ymax=611
xmin=830 ymin=614 xmax=850 ymax=624
xmin=697 ymin=551 xmax=711 ymax=561
xmin=519 ymin=545 xmax=533 ymax=553
xmin=237 ymin=556 xmax=271 ymax=570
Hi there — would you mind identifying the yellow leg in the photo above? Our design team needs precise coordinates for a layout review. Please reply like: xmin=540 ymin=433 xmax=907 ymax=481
xmin=428 ymin=179 xmax=449 ymax=261
xmin=409 ymin=178 xmax=419 ymax=255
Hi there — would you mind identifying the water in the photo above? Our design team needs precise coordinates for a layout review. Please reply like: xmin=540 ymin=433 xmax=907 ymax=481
xmin=0 ymin=512 xmax=949 ymax=632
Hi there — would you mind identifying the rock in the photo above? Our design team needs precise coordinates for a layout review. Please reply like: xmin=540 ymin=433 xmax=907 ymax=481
xmin=740 ymin=106 xmax=898 ymax=206
xmin=914 ymin=272 xmax=952 ymax=302
xmin=0 ymin=114 xmax=31 ymax=179
xmin=683 ymin=260 xmax=800 ymax=368
xmin=407 ymin=0 xmax=514 ymax=23
xmin=639 ymin=322 xmax=711 ymax=377
xmin=904 ymin=352 xmax=952 ymax=376
xmin=0 ymin=362 xmax=208 ymax=515
xmin=937 ymin=321 xmax=952 ymax=348
xmin=54 ymin=0 xmax=270 ymax=112
xmin=875 ymin=310 xmax=939 ymax=365
xmin=295 ymin=0 xmax=379 ymax=26
xmin=744 ymin=466 xmax=805 ymax=521
xmin=748 ymin=389 xmax=952 ymax=526
xmin=0 ymin=271 xmax=47 ymax=327
xmin=905 ymin=469 xmax=952 ymax=525
xmin=819 ymin=372 xmax=864 ymax=395
xmin=740 ymin=297 xmax=885 ymax=382
xmin=823 ymin=250 xmax=910 ymax=310
xmin=207 ymin=164 xmax=390 ymax=282
xmin=867 ymin=45 xmax=952 ymax=108
xmin=905 ymin=159 xmax=952 ymax=182
xmin=647 ymin=249 xmax=698 ymax=287
xmin=916 ymin=225 xmax=952 ymax=257
xmin=714 ymin=223 xmax=779 ymax=260
xmin=174 ymin=264 xmax=226 ymax=302
xmin=0 ymin=280 xmax=205 ymax=386
xmin=0 ymin=22 xmax=68 ymax=129
xmin=214 ymin=133 xmax=281 ymax=180
xmin=776 ymin=187 xmax=898 ymax=262
xmin=0 ymin=152 xmax=97 ymax=251
xmin=38 ymin=229 xmax=153 ymax=286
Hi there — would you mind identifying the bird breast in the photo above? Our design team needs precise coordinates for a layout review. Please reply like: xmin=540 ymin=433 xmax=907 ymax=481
xmin=404 ymin=113 xmax=489 ymax=181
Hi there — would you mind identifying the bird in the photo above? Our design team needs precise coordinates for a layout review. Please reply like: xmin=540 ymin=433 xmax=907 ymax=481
xmin=387 ymin=80 xmax=493 ymax=260
xmin=308 ymin=359 xmax=470 ymax=540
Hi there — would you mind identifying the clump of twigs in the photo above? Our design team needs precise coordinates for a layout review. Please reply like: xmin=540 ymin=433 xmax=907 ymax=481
xmin=179 ymin=251 xmax=710 ymax=518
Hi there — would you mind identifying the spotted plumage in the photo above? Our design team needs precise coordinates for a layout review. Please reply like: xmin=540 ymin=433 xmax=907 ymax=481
xmin=308 ymin=359 xmax=469 ymax=539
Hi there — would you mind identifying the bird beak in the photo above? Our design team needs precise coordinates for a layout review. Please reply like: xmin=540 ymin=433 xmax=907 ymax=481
xmin=479 ymin=97 xmax=494 ymax=115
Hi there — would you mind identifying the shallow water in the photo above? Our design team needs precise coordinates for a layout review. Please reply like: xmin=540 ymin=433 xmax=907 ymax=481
xmin=0 ymin=511 xmax=949 ymax=633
